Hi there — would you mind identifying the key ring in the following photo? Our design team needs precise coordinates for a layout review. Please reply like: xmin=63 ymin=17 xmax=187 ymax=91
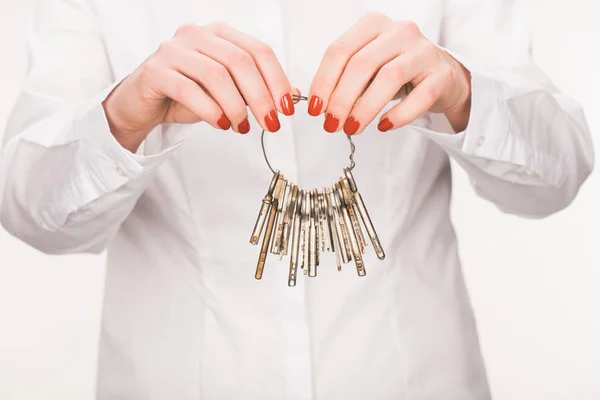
xmin=260 ymin=94 xmax=356 ymax=175
xmin=250 ymin=93 xmax=384 ymax=287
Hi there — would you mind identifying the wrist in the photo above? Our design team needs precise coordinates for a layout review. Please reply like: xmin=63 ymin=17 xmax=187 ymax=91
xmin=102 ymin=91 xmax=151 ymax=153
xmin=444 ymin=63 xmax=472 ymax=133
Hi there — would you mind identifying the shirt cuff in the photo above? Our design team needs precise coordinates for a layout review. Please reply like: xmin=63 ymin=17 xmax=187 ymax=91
xmin=76 ymin=84 xmax=189 ymax=192
xmin=414 ymin=48 xmax=563 ymax=187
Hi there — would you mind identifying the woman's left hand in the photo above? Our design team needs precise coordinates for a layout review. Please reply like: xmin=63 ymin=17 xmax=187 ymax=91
xmin=307 ymin=13 xmax=472 ymax=135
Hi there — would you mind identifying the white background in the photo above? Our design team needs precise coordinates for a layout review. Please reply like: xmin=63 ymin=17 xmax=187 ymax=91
xmin=0 ymin=0 xmax=599 ymax=399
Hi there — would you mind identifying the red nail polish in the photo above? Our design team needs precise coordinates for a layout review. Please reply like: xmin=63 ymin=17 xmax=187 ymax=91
xmin=264 ymin=110 xmax=281 ymax=132
xmin=217 ymin=114 xmax=231 ymax=130
xmin=343 ymin=116 xmax=360 ymax=135
xmin=378 ymin=118 xmax=393 ymax=132
xmin=281 ymin=93 xmax=295 ymax=116
xmin=238 ymin=118 xmax=250 ymax=134
xmin=308 ymin=96 xmax=323 ymax=116
xmin=324 ymin=113 xmax=339 ymax=133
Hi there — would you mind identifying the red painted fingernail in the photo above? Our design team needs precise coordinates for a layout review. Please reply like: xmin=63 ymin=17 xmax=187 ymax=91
xmin=324 ymin=113 xmax=339 ymax=133
xmin=343 ymin=116 xmax=360 ymax=135
xmin=308 ymin=96 xmax=323 ymax=116
xmin=281 ymin=93 xmax=295 ymax=116
xmin=378 ymin=118 xmax=393 ymax=132
xmin=238 ymin=118 xmax=250 ymax=134
xmin=217 ymin=114 xmax=231 ymax=130
xmin=264 ymin=110 xmax=281 ymax=132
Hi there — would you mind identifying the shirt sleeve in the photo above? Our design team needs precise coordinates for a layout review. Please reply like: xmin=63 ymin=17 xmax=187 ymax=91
xmin=0 ymin=0 xmax=186 ymax=254
xmin=416 ymin=0 xmax=594 ymax=218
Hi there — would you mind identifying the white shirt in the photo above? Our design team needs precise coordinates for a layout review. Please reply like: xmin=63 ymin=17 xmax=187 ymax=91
xmin=0 ymin=0 xmax=594 ymax=399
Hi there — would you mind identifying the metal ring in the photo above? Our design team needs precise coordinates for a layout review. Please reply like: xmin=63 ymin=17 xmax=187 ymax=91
xmin=261 ymin=94 xmax=356 ymax=175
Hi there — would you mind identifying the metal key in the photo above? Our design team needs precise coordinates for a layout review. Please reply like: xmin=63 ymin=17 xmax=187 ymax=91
xmin=318 ymin=192 xmax=327 ymax=252
xmin=255 ymin=176 xmax=285 ymax=279
xmin=311 ymin=189 xmax=321 ymax=267
xmin=325 ymin=188 xmax=342 ymax=271
xmin=340 ymin=177 xmax=367 ymax=254
xmin=288 ymin=190 xmax=303 ymax=286
xmin=271 ymin=180 xmax=289 ymax=254
xmin=301 ymin=191 xmax=310 ymax=274
xmin=328 ymin=186 xmax=351 ymax=264
xmin=250 ymin=170 xmax=280 ymax=245
xmin=308 ymin=190 xmax=318 ymax=277
xmin=280 ymin=184 xmax=298 ymax=257
xmin=344 ymin=168 xmax=385 ymax=260
xmin=335 ymin=182 xmax=366 ymax=276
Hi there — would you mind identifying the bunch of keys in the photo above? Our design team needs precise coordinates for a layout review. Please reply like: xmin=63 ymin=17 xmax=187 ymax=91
xmin=250 ymin=167 xmax=385 ymax=286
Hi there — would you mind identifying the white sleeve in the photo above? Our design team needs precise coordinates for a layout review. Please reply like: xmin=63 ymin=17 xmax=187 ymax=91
xmin=0 ymin=0 xmax=185 ymax=254
xmin=416 ymin=0 xmax=594 ymax=218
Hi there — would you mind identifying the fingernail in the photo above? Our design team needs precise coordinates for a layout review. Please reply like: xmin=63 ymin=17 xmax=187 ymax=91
xmin=217 ymin=114 xmax=231 ymax=130
xmin=324 ymin=113 xmax=339 ymax=133
xmin=378 ymin=118 xmax=393 ymax=132
xmin=238 ymin=118 xmax=250 ymax=134
xmin=281 ymin=93 xmax=295 ymax=116
xmin=264 ymin=110 xmax=281 ymax=132
xmin=308 ymin=96 xmax=323 ymax=116
xmin=343 ymin=116 xmax=360 ymax=135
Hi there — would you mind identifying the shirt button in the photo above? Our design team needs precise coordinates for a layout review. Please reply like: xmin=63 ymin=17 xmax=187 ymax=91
xmin=116 ymin=166 xmax=127 ymax=177
xmin=524 ymin=168 xmax=537 ymax=177
xmin=475 ymin=136 xmax=485 ymax=147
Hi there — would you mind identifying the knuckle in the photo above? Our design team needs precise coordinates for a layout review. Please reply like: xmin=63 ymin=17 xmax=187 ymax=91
xmin=248 ymin=91 xmax=273 ymax=110
xmin=204 ymin=61 xmax=230 ymax=84
xmin=324 ymin=41 xmax=350 ymax=63
xmin=379 ymin=63 xmax=406 ymax=83
xmin=205 ymin=21 xmax=230 ymax=34
xmin=347 ymin=53 xmax=372 ymax=72
xmin=175 ymin=22 xmax=198 ymax=37
xmin=364 ymin=11 xmax=390 ymax=24
xmin=421 ymin=84 xmax=438 ymax=104
xmin=252 ymin=42 xmax=276 ymax=60
xmin=156 ymin=40 xmax=176 ymax=56
xmin=227 ymin=49 xmax=255 ymax=70
xmin=396 ymin=20 xmax=420 ymax=37
xmin=174 ymin=80 xmax=192 ymax=101
xmin=139 ymin=59 xmax=161 ymax=82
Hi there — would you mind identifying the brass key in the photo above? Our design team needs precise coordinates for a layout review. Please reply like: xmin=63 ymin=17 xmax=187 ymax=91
xmin=328 ymin=186 xmax=351 ymax=264
xmin=335 ymin=182 xmax=366 ymax=276
xmin=311 ymin=189 xmax=321 ymax=267
xmin=280 ymin=184 xmax=298 ymax=257
xmin=318 ymin=191 xmax=327 ymax=252
xmin=301 ymin=190 xmax=310 ymax=274
xmin=255 ymin=176 xmax=285 ymax=279
xmin=344 ymin=168 xmax=385 ymax=260
xmin=325 ymin=187 xmax=342 ymax=271
xmin=340 ymin=177 xmax=366 ymax=254
xmin=288 ymin=189 xmax=303 ymax=286
xmin=250 ymin=170 xmax=280 ymax=245
xmin=308 ymin=190 xmax=318 ymax=277
xmin=271 ymin=180 xmax=289 ymax=254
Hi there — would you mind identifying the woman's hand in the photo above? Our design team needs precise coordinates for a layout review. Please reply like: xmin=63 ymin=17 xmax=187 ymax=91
xmin=307 ymin=13 xmax=472 ymax=135
xmin=103 ymin=22 xmax=296 ymax=152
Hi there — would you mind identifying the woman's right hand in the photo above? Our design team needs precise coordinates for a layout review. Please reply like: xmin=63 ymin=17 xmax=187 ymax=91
xmin=102 ymin=22 xmax=296 ymax=152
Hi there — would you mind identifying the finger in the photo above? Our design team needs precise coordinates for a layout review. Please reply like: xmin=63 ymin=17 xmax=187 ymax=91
xmin=153 ymin=66 xmax=226 ymax=130
xmin=208 ymin=22 xmax=295 ymax=117
xmin=327 ymin=29 xmax=414 ymax=134
xmin=176 ymin=24 xmax=280 ymax=132
xmin=157 ymin=41 xmax=249 ymax=133
xmin=378 ymin=71 xmax=447 ymax=131
xmin=307 ymin=13 xmax=393 ymax=120
xmin=342 ymin=53 xmax=420 ymax=135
